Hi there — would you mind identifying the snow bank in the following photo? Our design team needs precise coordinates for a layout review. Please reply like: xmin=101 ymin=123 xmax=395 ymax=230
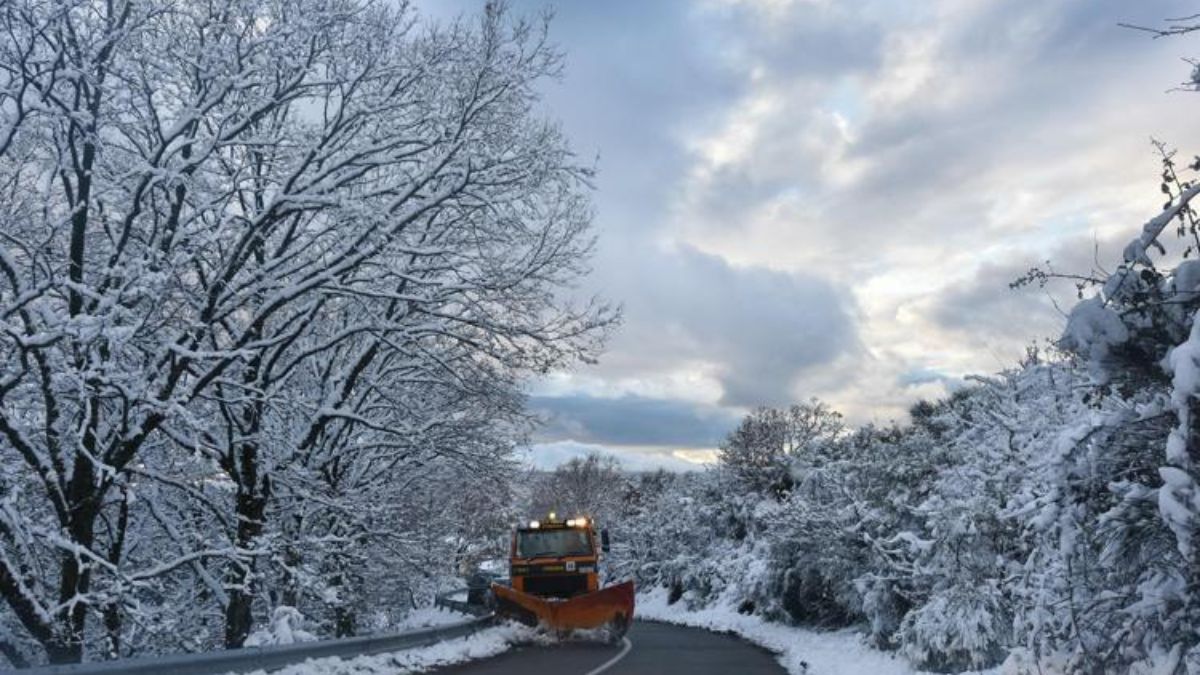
xmin=636 ymin=588 xmax=1000 ymax=675
xmin=392 ymin=606 xmax=475 ymax=631
xmin=230 ymin=623 xmax=536 ymax=675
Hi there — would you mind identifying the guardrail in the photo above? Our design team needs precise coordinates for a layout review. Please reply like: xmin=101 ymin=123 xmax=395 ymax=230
xmin=434 ymin=590 xmax=488 ymax=616
xmin=14 ymin=592 xmax=493 ymax=675
xmin=433 ymin=579 xmax=501 ymax=617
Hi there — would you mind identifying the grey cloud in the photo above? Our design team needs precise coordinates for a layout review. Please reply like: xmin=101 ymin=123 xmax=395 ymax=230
xmin=681 ymin=0 xmax=1200 ymax=262
xmin=848 ymin=0 xmax=1198 ymax=222
xmin=712 ymin=1 xmax=885 ymax=77
xmin=942 ymin=0 xmax=1185 ymax=64
xmin=926 ymin=234 xmax=1127 ymax=352
xmin=592 ymin=243 xmax=862 ymax=407
xmin=897 ymin=368 xmax=965 ymax=391
xmin=530 ymin=394 xmax=741 ymax=448
xmin=928 ymin=263 xmax=1066 ymax=345
xmin=530 ymin=0 xmax=747 ymax=233
xmin=423 ymin=1 xmax=866 ymax=411
xmin=422 ymin=1 xmax=747 ymax=236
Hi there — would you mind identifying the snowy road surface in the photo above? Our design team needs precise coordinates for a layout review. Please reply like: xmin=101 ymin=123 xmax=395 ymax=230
xmin=432 ymin=621 xmax=786 ymax=674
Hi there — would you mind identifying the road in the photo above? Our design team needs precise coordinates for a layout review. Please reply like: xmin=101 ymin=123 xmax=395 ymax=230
xmin=433 ymin=621 xmax=786 ymax=675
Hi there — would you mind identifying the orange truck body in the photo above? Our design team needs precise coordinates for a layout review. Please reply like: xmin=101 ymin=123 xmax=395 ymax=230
xmin=491 ymin=516 xmax=634 ymax=635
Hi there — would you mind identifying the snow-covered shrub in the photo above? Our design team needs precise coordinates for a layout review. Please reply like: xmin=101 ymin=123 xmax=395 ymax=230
xmin=766 ymin=489 xmax=865 ymax=628
xmin=244 ymin=607 xmax=318 ymax=647
xmin=719 ymin=401 xmax=845 ymax=498
xmin=856 ymin=575 xmax=910 ymax=651
xmin=1017 ymin=148 xmax=1200 ymax=670
xmin=898 ymin=585 xmax=1011 ymax=673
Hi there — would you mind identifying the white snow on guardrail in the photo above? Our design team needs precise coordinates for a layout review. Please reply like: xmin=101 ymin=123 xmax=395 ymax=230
xmin=230 ymin=624 xmax=529 ymax=675
xmin=393 ymin=607 xmax=477 ymax=631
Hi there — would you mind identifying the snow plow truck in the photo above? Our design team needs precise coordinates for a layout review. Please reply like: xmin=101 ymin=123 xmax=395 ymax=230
xmin=491 ymin=513 xmax=634 ymax=638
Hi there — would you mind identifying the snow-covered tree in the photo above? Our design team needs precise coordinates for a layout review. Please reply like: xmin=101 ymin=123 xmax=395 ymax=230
xmin=1039 ymin=145 xmax=1200 ymax=671
xmin=718 ymin=400 xmax=845 ymax=498
xmin=0 ymin=0 xmax=612 ymax=663
xmin=529 ymin=453 xmax=626 ymax=524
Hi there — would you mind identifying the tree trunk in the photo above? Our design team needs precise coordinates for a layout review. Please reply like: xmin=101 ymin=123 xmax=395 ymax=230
xmin=103 ymin=490 xmax=130 ymax=659
xmin=280 ymin=515 xmax=303 ymax=609
xmin=224 ymin=482 xmax=267 ymax=648
xmin=334 ymin=606 xmax=355 ymax=638
xmin=49 ymin=451 xmax=103 ymax=663
xmin=224 ymin=345 xmax=269 ymax=649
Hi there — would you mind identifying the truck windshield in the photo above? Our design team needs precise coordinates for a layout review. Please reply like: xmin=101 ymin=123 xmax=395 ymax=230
xmin=516 ymin=529 xmax=593 ymax=558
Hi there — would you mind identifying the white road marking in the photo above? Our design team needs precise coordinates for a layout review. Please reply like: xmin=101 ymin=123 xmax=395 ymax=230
xmin=583 ymin=637 xmax=632 ymax=675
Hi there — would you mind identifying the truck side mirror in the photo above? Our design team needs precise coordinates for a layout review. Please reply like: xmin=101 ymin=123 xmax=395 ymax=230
xmin=601 ymin=529 xmax=611 ymax=553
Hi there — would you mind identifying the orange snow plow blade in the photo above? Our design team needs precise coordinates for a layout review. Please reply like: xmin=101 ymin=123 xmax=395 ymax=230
xmin=492 ymin=581 xmax=635 ymax=632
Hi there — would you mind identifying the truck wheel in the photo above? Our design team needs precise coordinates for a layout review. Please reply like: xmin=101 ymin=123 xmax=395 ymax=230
xmin=605 ymin=613 xmax=629 ymax=642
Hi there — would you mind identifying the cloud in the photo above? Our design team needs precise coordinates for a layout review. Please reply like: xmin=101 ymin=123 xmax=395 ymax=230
xmin=923 ymin=233 xmax=1127 ymax=348
xmin=520 ymin=440 xmax=709 ymax=472
xmin=658 ymin=0 xmax=1200 ymax=419
xmin=421 ymin=0 xmax=1200 ymax=428
xmin=675 ymin=0 xmax=1199 ymax=265
xmin=530 ymin=393 xmax=742 ymax=447
xmin=588 ymin=243 xmax=862 ymax=407
xmin=897 ymin=368 xmax=964 ymax=390
xmin=925 ymin=263 xmax=1066 ymax=347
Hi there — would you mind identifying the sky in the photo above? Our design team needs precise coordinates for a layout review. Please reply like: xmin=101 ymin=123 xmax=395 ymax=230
xmin=421 ymin=0 xmax=1200 ymax=471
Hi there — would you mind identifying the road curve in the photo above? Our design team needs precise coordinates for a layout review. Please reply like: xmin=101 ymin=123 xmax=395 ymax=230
xmin=432 ymin=620 xmax=786 ymax=675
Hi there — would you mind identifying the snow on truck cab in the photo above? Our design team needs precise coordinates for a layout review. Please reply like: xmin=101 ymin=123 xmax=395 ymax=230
xmin=491 ymin=513 xmax=634 ymax=638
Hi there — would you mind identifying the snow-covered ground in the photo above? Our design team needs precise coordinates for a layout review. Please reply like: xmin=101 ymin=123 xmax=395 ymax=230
xmin=223 ymin=591 xmax=1117 ymax=675
xmin=229 ymin=594 xmax=998 ymax=675
xmin=637 ymin=588 xmax=1001 ymax=675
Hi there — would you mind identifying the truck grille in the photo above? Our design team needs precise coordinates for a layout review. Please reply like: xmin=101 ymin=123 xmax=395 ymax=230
xmin=523 ymin=573 xmax=588 ymax=598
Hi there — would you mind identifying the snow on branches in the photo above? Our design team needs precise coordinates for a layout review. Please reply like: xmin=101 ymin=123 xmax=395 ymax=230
xmin=0 ymin=0 xmax=611 ymax=665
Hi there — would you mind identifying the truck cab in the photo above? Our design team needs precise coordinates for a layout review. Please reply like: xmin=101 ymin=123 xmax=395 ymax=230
xmin=492 ymin=512 xmax=633 ymax=636
xmin=509 ymin=514 xmax=601 ymax=599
